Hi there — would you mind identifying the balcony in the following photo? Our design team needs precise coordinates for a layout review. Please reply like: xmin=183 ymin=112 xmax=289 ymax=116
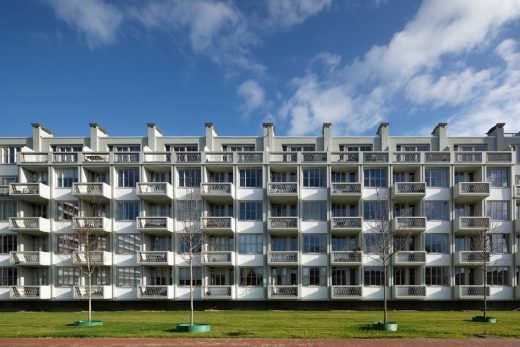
xmin=10 ymin=286 xmax=51 ymax=299
xmin=73 ymin=285 xmax=112 ymax=300
xmin=173 ymin=152 xmax=201 ymax=163
xmin=268 ymin=285 xmax=299 ymax=299
xmin=19 ymin=152 xmax=49 ymax=164
xmin=330 ymin=217 xmax=362 ymax=234
xmin=393 ymin=152 xmax=421 ymax=164
xmin=138 ymin=286 xmax=173 ymax=299
xmin=517 ymin=220 xmax=520 ymax=234
xmin=206 ymin=152 xmax=234 ymax=164
xmin=392 ymin=217 xmax=426 ymax=233
xmin=73 ymin=182 xmax=111 ymax=202
xmin=268 ymin=217 xmax=298 ymax=233
xmin=202 ymin=251 xmax=234 ymax=266
xmin=269 ymin=152 xmax=298 ymax=164
xmin=454 ymin=152 xmax=482 ymax=163
xmin=113 ymin=152 xmax=140 ymax=163
xmin=73 ymin=217 xmax=112 ymax=233
xmin=425 ymin=152 xmax=450 ymax=163
xmin=392 ymin=182 xmax=426 ymax=201
xmin=268 ymin=251 xmax=299 ymax=265
xmin=454 ymin=285 xmax=489 ymax=299
xmin=9 ymin=183 xmax=50 ymax=202
xmin=237 ymin=152 xmax=263 ymax=163
xmin=330 ymin=183 xmax=361 ymax=202
xmin=301 ymin=152 xmax=327 ymax=163
xmin=362 ymin=152 xmax=389 ymax=163
xmin=331 ymin=152 xmax=359 ymax=163
xmin=486 ymin=151 xmax=513 ymax=163
xmin=0 ymin=185 xmax=10 ymax=197
xmin=331 ymin=285 xmax=362 ymax=299
xmin=453 ymin=251 xmax=488 ymax=266
xmin=393 ymin=285 xmax=426 ymax=299
xmin=453 ymin=217 xmax=490 ymax=234
xmin=453 ymin=182 xmax=490 ymax=202
xmin=72 ymin=251 xmax=112 ymax=266
xmin=9 ymin=217 xmax=50 ymax=234
xmin=137 ymin=251 xmax=174 ymax=266
xmin=267 ymin=183 xmax=298 ymax=200
xmin=392 ymin=251 xmax=426 ymax=265
xmin=52 ymin=153 xmax=78 ymax=163
xmin=201 ymin=183 xmax=234 ymax=202
xmin=10 ymin=251 xmax=51 ymax=266
xmin=202 ymin=285 xmax=233 ymax=299
xmin=137 ymin=217 xmax=174 ymax=234
xmin=137 ymin=182 xmax=173 ymax=203
xmin=143 ymin=152 xmax=171 ymax=163
xmin=201 ymin=217 xmax=234 ymax=234
xmin=330 ymin=251 xmax=362 ymax=265
xmin=81 ymin=152 xmax=110 ymax=164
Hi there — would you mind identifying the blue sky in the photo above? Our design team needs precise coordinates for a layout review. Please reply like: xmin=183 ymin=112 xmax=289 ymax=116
xmin=1 ymin=0 xmax=520 ymax=138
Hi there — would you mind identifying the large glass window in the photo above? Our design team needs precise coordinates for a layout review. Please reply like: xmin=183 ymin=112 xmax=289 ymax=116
xmin=0 ymin=234 xmax=17 ymax=254
xmin=55 ymin=201 xmax=78 ymax=221
xmin=486 ymin=201 xmax=509 ymax=220
xmin=489 ymin=234 xmax=509 ymax=253
xmin=117 ymin=168 xmax=139 ymax=187
xmin=331 ymin=268 xmax=357 ymax=285
xmin=239 ymin=201 xmax=263 ymax=221
xmin=55 ymin=234 xmax=78 ymax=254
xmin=364 ymin=267 xmax=383 ymax=286
xmin=363 ymin=234 xmax=381 ymax=253
xmin=1 ymin=147 xmax=20 ymax=164
xmin=425 ymin=267 xmax=449 ymax=286
xmin=56 ymin=267 xmax=79 ymax=286
xmin=363 ymin=200 xmax=388 ymax=220
xmin=178 ymin=267 xmax=202 ymax=286
xmin=0 ymin=200 xmax=16 ymax=221
xmin=425 ymin=234 xmax=449 ymax=253
xmin=363 ymin=168 xmax=387 ymax=187
xmin=0 ymin=267 xmax=17 ymax=286
xmin=176 ymin=200 xmax=201 ymax=221
xmin=302 ymin=267 xmax=327 ymax=286
xmin=425 ymin=201 xmax=449 ymax=220
xmin=302 ymin=201 xmax=327 ymax=221
xmin=55 ymin=168 xmax=78 ymax=188
xmin=486 ymin=168 xmax=509 ymax=188
xmin=178 ymin=233 xmax=202 ymax=253
xmin=117 ymin=201 xmax=140 ymax=221
xmin=116 ymin=234 xmax=141 ymax=254
xmin=302 ymin=234 xmax=327 ymax=254
xmin=425 ymin=168 xmax=449 ymax=187
xmin=178 ymin=168 xmax=201 ymax=187
xmin=487 ymin=267 xmax=509 ymax=286
xmin=239 ymin=234 xmax=263 ymax=254
xmin=303 ymin=168 xmax=326 ymax=187
xmin=116 ymin=267 xmax=141 ymax=286
xmin=239 ymin=267 xmax=263 ymax=286
xmin=239 ymin=169 xmax=262 ymax=188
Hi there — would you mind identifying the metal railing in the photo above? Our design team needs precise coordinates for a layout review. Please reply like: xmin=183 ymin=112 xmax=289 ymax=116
xmin=331 ymin=251 xmax=361 ymax=263
xmin=10 ymin=183 xmax=41 ymax=194
xmin=11 ymin=286 xmax=41 ymax=298
xmin=201 ymin=183 xmax=232 ymax=194
xmin=137 ymin=217 xmax=169 ymax=229
xmin=202 ymin=251 xmax=232 ymax=264
xmin=458 ymin=182 xmax=490 ymax=194
xmin=332 ymin=285 xmax=362 ymax=297
xmin=394 ymin=182 xmax=426 ymax=194
xmin=269 ymin=285 xmax=298 ymax=297
xmin=268 ymin=182 xmax=297 ymax=194
xmin=73 ymin=182 xmax=107 ymax=195
xmin=9 ymin=217 xmax=44 ymax=230
xmin=363 ymin=152 xmax=389 ymax=163
xmin=268 ymin=251 xmax=298 ymax=263
xmin=459 ymin=285 xmax=489 ymax=297
xmin=331 ymin=183 xmax=361 ymax=194
xmin=202 ymin=217 xmax=232 ymax=229
xmin=458 ymin=217 xmax=490 ymax=229
xmin=331 ymin=217 xmax=362 ymax=229
xmin=268 ymin=217 xmax=298 ymax=229
xmin=458 ymin=251 xmax=489 ymax=263
xmin=139 ymin=286 xmax=168 ymax=297
xmin=10 ymin=251 xmax=42 ymax=264
xmin=74 ymin=286 xmax=105 ymax=298
xmin=238 ymin=152 xmax=263 ymax=163
xmin=301 ymin=152 xmax=327 ymax=163
xmin=174 ymin=152 xmax=201 ymax=163
xmin=394 ymin=251 xmax=426 ymax=263
xmin=394 ymin=285 xmax=426 ymax=297
xmin=394 ymin=217 xmax=426 ymax=229
xmin=204 ymin=286 xmax=232 ymax=297
xmin=138 ymin=251 xmax=170 ymax=263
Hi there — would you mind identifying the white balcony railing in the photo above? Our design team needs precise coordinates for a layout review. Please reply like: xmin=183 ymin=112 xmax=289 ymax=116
xmin=202 ymin=251 xmax=233 ymax=265
xmin=455 ymin=152 xmax=482 ymax=163
xmin=268 ymin=251 xmax=298 ymax=264
xmin=174 ymin=152 xmax=201 ymax=163
xmin=268 ymin=217 xmax=298 ymax=230
xmin=454 ymin=217 xmax=490 ymax=233
xmin=143 ymin=152 xmax=171 ymax=163
xmin=267 ymin=182 xmax=298 ymax=195
xmin=331 ymin=152 xmax=360 ymax=163
xmin=10 ymin=251 xmax=51 ymax=266
xmin=137 ymin=217 xmax=173 ymax=232
xmin=331 ymin=251 xmax=362 ymax=264
xmin=10 ymin=286 xmax=51 ymax=299
xmin=201 ymin=217 xmax=233 ymax=231
xmin=269 ymin=285 xmax=298 ymax=298
xmin=392 ymin=182 xmax=426 ymax=196
xmin=203 ymin=285 xmax=233 ymax=298
xmin=73 ymin=217 xmax=111 ymax=232
xmin=363 ymin=152 xmax=388 ymax=163
xmin=331 ymin=217 xmax=363 ymax=230
xmin=393 ymin=285 xmax=426 ymax=299
xmin=201 ymin=183 xmax=233 ymax=196
xmin=330 ymin=183 xmax=361 ymax=194
xmin=425 ymin=152 xmax=450 ymax=163
xmin=237 ymin=152 xmax=263 ymax=163
xmin=393 ymin=217 xmax=426 ymax=231
xmin=73 ymin=182 xmax=111 ymax=200
xmin=10 ymin=183 xmax=50 ymax=200
xmin=455 ymin=285 xmax=489 ymax=299
xmin=52 ymin=153 xmax=78 ymax=163
xmin=393 ymin=251 xmax=426 ymax=264
xmin=454 ymin=251 xmax=489 ymax=266
xmin=486 ymin=152 xmax=512 ymax=163
xmin=331 ymin=285 xmax=362 ymax=298
xmin=393 ymin=152 xmax=421 ymax=163
xmin=113 ymin=152 xmax=140 ymax=163
xmin=9 ymin=217 xmax=50 ymax=233
xmin=137 ymin=182 xmax=173 ymax=201
xmin=138 ymin=251 xmax=173 ymax=265
xmin=138 ymin=286 xmax=171 ymax=298
xmin=72 ymin=251 xmax=111 ymax=266
xmin=82 ymin=152 xmax=110 ymax=163
xmin=301 ymin=152 xmax=327 ymax=163
xmin=20 ymin=153 xmax=48 ymax=163
xmin=73 ymin=286 xmax=111 ymax=299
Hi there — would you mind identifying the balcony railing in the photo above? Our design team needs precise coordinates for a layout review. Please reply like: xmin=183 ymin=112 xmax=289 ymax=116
xmin=10 ymin=251 xmax=50 ymax=266
xmin=330 ymin=183 xmax=361 ymax=194
xmin=425 ymin=152 xmax=450 ymax=163
xmin=143 ymin=152 xmax=171 ymax=163
xmin=73 ymin=182 xmax=111 ymax=201
xmin=454 ymin=182 xmax=490 ymax=197
xmin=203 ymin=286 xmax=233 ymax=299
xmin=10 ymin=286 xmax=51 ymax=299
xmin=82 ymin=152 xmax=110 ymax=163
xmin=393 ymin=251 xmax=426 ymax=265
xmin=454 ymin=152 xmax=482 ymax=163
xmin=486 ymin=152 xmax=512 ymax=163
xmin=10 ymin=183 xmax=50 ymax=200
xmin=138 ymin=251 xmax=173 ymax=265
xmin=73 ymin=217 xmax=111 ymax=232
xmin=138 ymin=286 xmax=171 ymax=298
xmin=268 ymin=285 xmax=298 ymax=298
xmin=331 ymin=217 xmax=362 ymax=231
xmin=269 ymin=152 xmax=298 ymax=163
xmin=331 ymin=152 xmax=359 ymax=163
xmin=393 ymin=285 xmax=426 ymax=299
xmin=331 ymin=251 xmax=362 ymax=264
xmin=455 ymin=285 xmax=489 ymax=299
xmin=393 ymin=182 xmax=426 ymax=194
xmin=363 ymin=152 xmax=388 ymax=163
xmin=52 ymin=153 xmax=78 ymax=163
xmin=238 ymin=152 xmax=263 ymax=163
xmin=20 ymin=153 xmax=48 ymax=163
xmin=268 ymin=251 xmax=298 ymax=264
xmin=72 ymin=251 xmax=111 ymax=266
xmin=137 ymin=182 xmax=173 ymax=201
xmin=393 ymin=217 xmax=426 ymax=231
xmin=268 ymin=217 xmax=298 ymax=231
xmin=202 ymin=251 xmax=233 ymax=265
xmin=201 ymin=183 xmax=233 ymax=196
xmin=73 ymin=286 xmax=111 ymax=299
xmin=393 ymin=152 xmax=421 ymax=163
xmin=515 ymin=185 xmax=520 ymax=199
xmin=267 ymin=182 xmax=297 ymax=195
xmin=201 ymin=217 xmax=233 ymax=232
xmin=454 ymin=251 xmax=489 ymax=266
xmin=137 ymin=217 xmax=173 ymax=232
xmin=174 ymin=152 xmax=201 ymax=163
xmin=331 ymin=285 xmax=362 ymax=298
xmin=9 ymin=217 xmax=50 ymax=233
xmin=454 ymin=217 xmax=490 ymax=233
xmin=301 ymin=152 xmax=327 ymax=163
xmin=113 ymin=152 xmax=140 ymax=163
xmin=206 ymin=152 xmax=234 ymax=163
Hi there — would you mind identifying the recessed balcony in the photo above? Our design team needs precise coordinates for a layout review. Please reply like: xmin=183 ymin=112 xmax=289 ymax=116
xmin=201 ymin=217 xmax=234 ymax=234
xmin=201 ymin=183 xmax=234 ymax=202
xmin=453 ymin=182 xmax=490 ymax=202
xmin=330 ymin=183 xmax=361 ymax=202
xmin=72 ymin=251 xmax=112 ymax=266
xmin=138 ymin=286 xmax=174 ymax=299
xmin=202 ymin=285 xmax=234 ymax=300
xmin=137 ymin=182 xmax=173 ymax=203
xmin=331 ymin=285 xmax=362 ymax=299
xmin=9 ymin=217 xmax=50 ymax=234
xmin=392 ymin=251 xmax=426 ymax=265
xmin=330 ymin=251 xmax=362 ymax=265
xmin=137 ymin=217 xmax=174 ymax=234
xmin=10 ymin=286 xmax=51 ymax=299
xmin=10 ymin=251 xmax=51 ymax=266
xmin=73 ymin=183 xmax=111 ymax=202
xmin=330 ymin=217 xmax=362 ymax=234
xmin=73 ymin=285 xmax=112 ymax=300
xmin=9 ymin=183 xmax=50 ymax=202
xmin=267 ymin=182 xmax=298 ymax=201
xmin=113 ymin=152 xmax=140 ymax=163
xmin=516 ymin=220 xmax=520 ymax=234
xmin=52 ymin=152 xmax=78 ymax=163
xmin=392 ymin=182 xmax=426 ymax=201
xmin=393 ymin=285 xmax=426 ymax=300
xmin=73 ymin=217 xmax=112 ymax=233
xmin=453 ymin=217 xmax=490 ymax=234
xmin=268 ymin=251 xmax=299 ymax=265
xmin=268 ymin=217 xmax=298 ymax=233
xmin=137 ymin=251 xmax=174 ymax=266
xmin=392 ymin=217 xmax=426 ymax=234
xmin=202 ymin=251 xmax=234 ymax=266
xmin=268 ymin=285 xmax=299 ymax=299
xmin=453 ymin=251 xmax=488 ymax=266
xmin=19 ymin=152 xmax=49 ymax=164
xmin=454 ymin=285 xmax=489 ymax=300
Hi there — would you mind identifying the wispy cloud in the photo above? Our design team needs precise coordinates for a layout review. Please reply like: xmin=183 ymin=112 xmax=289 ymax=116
xmin=265 ymin=0 xmax=332 ymax=29
xmin=237 ymin=79 xmax=266 ymax=116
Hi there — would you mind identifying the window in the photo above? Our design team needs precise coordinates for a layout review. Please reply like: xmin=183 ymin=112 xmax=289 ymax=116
xmin=303 ymin=168 xmax=326 ymax=187
xmin=486 ymin=201 xmax=509 ymax=220
xmin=363 ymin=234 xmax=381 ymax=253
xmin=331 ymin=203 xmax=357 ymax=217
xmin=270 ymin=236 xmax=297 ymax=251
xmin=178 ymin=233 xmax=202 ymax=253
xmin=331 ymin=268 xmax=357 ymax=285
xmin=168 ymin=144 xmax=198 ymax=152
xmin=425 ymin=168 xmax=449 ymax=187
xmin=363 ymin=200 xmax=388 ymax=220
xmin=222 ymin=144 xmax=255 ymax=151
xmin=116 ymin=267 xmax=141 ymax=286
xmin=271 ymin=171 xmax=296 ymax=182
xmin=396 ymin=144 xmax=430 ymax=151
xmin=454 ymin=144 xmax=487 ymax=151
xmin=271 ymin=204 xmax=297 ymax=217
xmin=56 ymin=267 xmax=79 ymax=286
xmin=239 ymin=169 xmax=262 ymax=188
xmin=0 ymin=234 xmax=17 ymax=254
xmin=239 ymin=201 xmax=263 ymax=221
xmin=303 ymin=234 xmax=327 ymax=254
xmin=363 ymin=168 xmax=387 ymax=187
xmin=1 ymin=147 xmax=20 ymax=164
xmin=55 ymin=234 xmax=79 ymax=254
xmin=53 ymin=145 xmax=82 ymax=152
xmin=0 ymin=267 xmax=17 ymax=286
xmin=176 ymin=200 xmax=201 ymax=221
xmin=425 ymin=234 xmax=449 ymax=253
xmin=239 ymin=234 xmax=263 ymax=254
xmin=110 ymin=145 xmax=140 ymax=152
xmin=55 ymin=201 xmax=78 ymax=221
xmin=282 ymin=144 xmax=315 ymax=152
xmin=302 ymin=201 xmax=327 ymax=221
xmin=0 ymin=200 xmax=16 ymax=221
xmin=425 ymin=267 xmax=449 ymax=286
xmin=209 ymin=172 xmax=233 ymax=183
xmin=0 ymin=176 xmax=17 ymax=185
xmin=302 ymin=267 xmax=327 ymax=286
xmin=364 ymin=267 xmax=383 ymax=286
xmin=489 ymin=234 xmax=509 ymax=253
xmin=487 ymin=267 xmax=509 ymax=286
xmin=393 ymin=172 xmax=415 ymax=183
xmin=425 ymin=201 xmax=449 ymax=220
xmin=331 ymin=236 xmax=358 ymax=251
xmin=331 ymin=171 xmax=356 ymax=183
xmin=178 ymin=168 xmax=201 ymax=187
xmin=339 ymin=144 xmax=372 ymax=151
xmin=117 ymin=201 xmax=140 ymax=221
xmin=55 ymin=168 xmax=78 ymax=188
xmin=116 ymin=234 xmax=141 ymax=254
xmin=117 ymin=168 xmax=139 ymax=187
xmin=486 ymin=168 xmax=509 ymax=188
xmin=239 ymin=267 xmax=263 ymax=286
xmin=178 ymin=267 xmax=202 ymax=286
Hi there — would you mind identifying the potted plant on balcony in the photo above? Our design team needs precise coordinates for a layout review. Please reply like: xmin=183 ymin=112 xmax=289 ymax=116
xmin=175 ymin=185 xmax=211 ymax=333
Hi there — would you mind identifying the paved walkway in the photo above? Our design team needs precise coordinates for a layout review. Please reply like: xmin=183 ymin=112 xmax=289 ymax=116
xmin=1 ymin=338 xmax=519 ymax=347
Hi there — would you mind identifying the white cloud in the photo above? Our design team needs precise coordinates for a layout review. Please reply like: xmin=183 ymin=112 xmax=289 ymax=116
xmin=266 ymin=0 xmax=332 ymax=29
xmin=237 ymin=79 xmax=266 ymax=116
xmin=45 ymin=0 xmax=123 ymax=49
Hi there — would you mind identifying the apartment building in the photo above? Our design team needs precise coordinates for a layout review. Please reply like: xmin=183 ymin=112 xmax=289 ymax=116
xmin=0 ymin=121 xmax=519 ymax=305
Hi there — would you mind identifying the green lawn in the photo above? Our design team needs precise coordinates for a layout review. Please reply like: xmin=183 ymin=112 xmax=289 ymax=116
xmin=0 ymin=310 xmax=519 ymax=338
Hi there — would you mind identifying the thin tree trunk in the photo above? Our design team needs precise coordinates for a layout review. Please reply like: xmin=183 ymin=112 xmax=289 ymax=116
xmin=189 ymin=253 xmax=194 ymax=326
xmin=88 ymin=273 xmax=92 ymax=322
xmin=483 ymin=263 xmax=487 ymax=318
xmin=383 ymin=263 xmax=388 ymax=325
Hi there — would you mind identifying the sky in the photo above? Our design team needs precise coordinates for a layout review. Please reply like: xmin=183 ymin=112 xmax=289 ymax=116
xmin=1 ymin=0 xmax=520 ymax=138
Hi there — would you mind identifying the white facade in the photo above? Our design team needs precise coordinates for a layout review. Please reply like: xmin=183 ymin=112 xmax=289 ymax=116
xmin=0 ymin=122 xmax=519 ymax=302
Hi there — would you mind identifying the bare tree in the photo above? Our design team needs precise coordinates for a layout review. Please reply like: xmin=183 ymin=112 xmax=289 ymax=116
xmin=177 ymin=186 xmax=203 ymax=326
xmin=364 ymin=189 xmax=411 ymax=325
